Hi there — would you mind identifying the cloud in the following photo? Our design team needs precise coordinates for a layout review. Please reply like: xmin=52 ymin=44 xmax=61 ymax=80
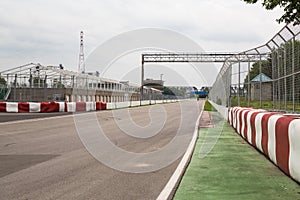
xmin=0 ymin=0 xmax=285 ymax=86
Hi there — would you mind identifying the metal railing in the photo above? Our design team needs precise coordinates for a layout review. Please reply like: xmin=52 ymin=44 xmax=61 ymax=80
xmin=0 ymin=63 xmax=142 ymax=102
xmin=209 ymin=21 xmax=300 ymax=112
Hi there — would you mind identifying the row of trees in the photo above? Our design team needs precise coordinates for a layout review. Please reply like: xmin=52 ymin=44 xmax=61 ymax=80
xmin=162 ymin=87 xmax=186 ymax=97
xmin=244 ymin=38 xmax=300 ymax=84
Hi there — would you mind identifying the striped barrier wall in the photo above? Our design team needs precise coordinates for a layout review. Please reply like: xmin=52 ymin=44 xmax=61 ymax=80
xmin=228 ymin=107 xmax=300 ymax=183
xmin=0 ymin=102 xmax=107 ymax=113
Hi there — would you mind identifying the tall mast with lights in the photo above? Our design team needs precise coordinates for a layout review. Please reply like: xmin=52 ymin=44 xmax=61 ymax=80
xmin=78 ymin=31 xmax=85 ymax=73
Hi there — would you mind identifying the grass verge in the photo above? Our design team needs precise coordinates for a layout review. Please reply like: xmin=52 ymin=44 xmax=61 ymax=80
xmin=174 ymin=116 xmax=300 ymax=200
xmin=204 ymin=100 xmax=217 ymax=112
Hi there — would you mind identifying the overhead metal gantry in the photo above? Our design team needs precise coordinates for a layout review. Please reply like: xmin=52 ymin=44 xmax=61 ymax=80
xmin=140 ymin=52 xmax=269 ymax=102
xmin=142 ymin=52 xmax=268 ymax=63
xmin=143 ymin=53 xmax=238 ymax=63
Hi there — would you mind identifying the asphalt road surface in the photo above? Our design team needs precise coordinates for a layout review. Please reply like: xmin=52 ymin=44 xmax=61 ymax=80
xmin=0 ymin=100 xmax=203 ymax=200
xmin=0 ymin=112 xmax=71 ymax=123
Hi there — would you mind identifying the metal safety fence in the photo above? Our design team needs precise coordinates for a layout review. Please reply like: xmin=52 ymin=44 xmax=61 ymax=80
xmin=0 ymin=63 xmax=141 ymax=102
xmin=210 ymin=21 xmax=300 ymax=113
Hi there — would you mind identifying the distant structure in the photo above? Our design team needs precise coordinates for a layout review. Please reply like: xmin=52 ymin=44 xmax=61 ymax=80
xmin=0 ymin=63 xmax=145 ymax=102
xmin=78 ymin=31 xmax=85 ymax=74
xmin=250 ymin=73 xmax=272 ymax=101
xmin=143 ymin=78 xmax=164 ymax=90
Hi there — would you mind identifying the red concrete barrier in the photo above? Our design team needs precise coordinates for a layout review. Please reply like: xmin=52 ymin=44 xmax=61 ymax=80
xmin=76 ymin=102 xmax=86 ymax=112
xmin=0 ymin=102 xmax=6 ymax=112
xmin=64 ymin=102 xmax=68 ymax=112
xmin=96 ymin=102 xmax=101 ymax=110
xmin=261 ymin=113 xmax=274 ymax=156
xmin=41 ymin=102 xmax=60 ymax=112
xmin=275 ymin=117 xmax=295 ymax=176
xmin=229 ymin=107 xmax=300 ymax=184
xmin=100 ymin=102 xmax=107 ymax=110
xmin=18 ymin=102 xmax=30 ymax=113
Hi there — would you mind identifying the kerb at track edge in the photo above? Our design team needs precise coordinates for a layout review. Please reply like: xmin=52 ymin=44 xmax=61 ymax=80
xmin=156 ymin=101 xmax=204 ymax=200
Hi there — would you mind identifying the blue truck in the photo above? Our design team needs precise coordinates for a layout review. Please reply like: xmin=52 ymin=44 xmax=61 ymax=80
xmin=192 ymin=90 xmax=207 ymax=99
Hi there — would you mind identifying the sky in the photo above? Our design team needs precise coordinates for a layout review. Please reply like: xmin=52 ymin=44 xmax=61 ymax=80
xmin=0 ymin=0 xmax=284 ymax=87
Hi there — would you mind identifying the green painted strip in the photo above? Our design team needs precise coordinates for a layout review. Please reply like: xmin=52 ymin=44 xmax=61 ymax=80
xmin=174 ymin=112 xmax=300 ymax=200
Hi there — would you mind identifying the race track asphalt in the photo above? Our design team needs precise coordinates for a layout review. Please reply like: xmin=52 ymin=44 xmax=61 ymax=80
xmin=0 ymin=100 xmax=203 ymax=200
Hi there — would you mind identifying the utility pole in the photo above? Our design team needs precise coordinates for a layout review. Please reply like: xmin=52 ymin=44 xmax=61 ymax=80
xmin=160 ymin=73 xmax=163 ymax=80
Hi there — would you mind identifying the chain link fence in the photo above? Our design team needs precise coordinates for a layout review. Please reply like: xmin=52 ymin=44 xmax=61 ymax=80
xmin=210 ymin=22 xmax=300 ymax=113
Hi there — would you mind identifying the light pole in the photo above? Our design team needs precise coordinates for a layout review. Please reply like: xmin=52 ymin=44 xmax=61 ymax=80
xmin=160 ymin=74 xmax=164 ymax=102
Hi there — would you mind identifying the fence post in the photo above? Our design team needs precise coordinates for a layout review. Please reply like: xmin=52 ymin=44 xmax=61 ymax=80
xmin=140 ymin=57 xmax=144 ymax=106
xmin=292 ymin=36 xmax=295 ymax=112
xmin=14 ymin=74 xmax=17 ymax=102
xmin=284 ymin=45 xmax=287 ymax=110
xmin=272 ymin=51 xmax=276 ymax=110
xmin=259 ymin=55 xmax=262 ymax=108
xmin=229 ymin=64 xmax=232 ymax=108
xmin=238 ymin=61 xmax=240 ymax=106
xmin=248 ymin=59 xmax=251 ymax=107
xmin=277 ymin=49 xmax=281 ymax=110
xmin=29 ymin=69 xmax=32 ymax=102
xmin=44 ymin=75 xmax=47 ymax=102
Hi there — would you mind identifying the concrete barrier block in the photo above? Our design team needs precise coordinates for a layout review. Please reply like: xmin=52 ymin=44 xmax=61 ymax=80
xmin=29 ymin=102 xmax=41 ymax=112
xmin=275 ymin=117 xmax=294 ymax=176
xmin=267 ymin=115 xmax=282 ymax=164
xmin=6 ymin=102 xmax=18 ymax=112
xmin=58 ymin=102 xmax=65 ymax=112
xmin=288 ymin=119 xmax=300 ymax=183
xmin=18 ymin=102 xmax=29 ymax=113
xmin=41 ymin=102 xmax=59 ymax=112
xmin=254 ymin=113 xmax=265 ymax=153
xmin=0 ymin=102 xmax=6 ymax=112
xmin=67 ymin=102 xmax=76 ymax=112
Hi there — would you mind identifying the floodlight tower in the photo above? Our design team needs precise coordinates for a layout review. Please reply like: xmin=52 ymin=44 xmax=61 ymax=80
xmin=78 ymin=31 xmax=85 ymax=73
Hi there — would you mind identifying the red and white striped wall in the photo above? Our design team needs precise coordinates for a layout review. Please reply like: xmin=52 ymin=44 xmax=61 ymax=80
xmin=229 ymin=107 xmax=300 ymax=183
xmin=0 ymin=102 xmax=107 ymax=113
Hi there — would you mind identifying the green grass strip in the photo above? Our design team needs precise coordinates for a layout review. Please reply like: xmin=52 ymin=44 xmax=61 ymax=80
xmin=204 ymin=100 xmax=217 ymax=112
xmin=174 ymin=117 xmax=300 ymax=200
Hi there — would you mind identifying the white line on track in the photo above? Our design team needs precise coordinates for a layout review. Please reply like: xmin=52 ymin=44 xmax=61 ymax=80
xmin=156 ymin=101 xmax=204 ymax=200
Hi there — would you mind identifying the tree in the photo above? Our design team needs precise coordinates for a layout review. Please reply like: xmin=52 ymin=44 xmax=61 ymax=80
xmin=162 ymin=87 xmax=175 ymax=96
xmin=243 ymin=0 xmax=300 ymax=24
xmin=0 ymin=77 xmax=6 ymax=86
xmin=244 ymin=60 xmax=272 ymax=84
xmin=243 ymin=59 xmax=272 ymax=95
xmin=200 ymin=86 xmax=210 ymax=94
